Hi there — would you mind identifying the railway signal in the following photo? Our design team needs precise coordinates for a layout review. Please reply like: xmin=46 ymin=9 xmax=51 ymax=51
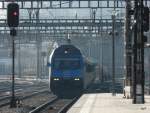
xmin=143 ymin=7 xmax=149 ymax=32
xmin=143 ymin=6 xmax=148 ymax=43
xmin=7 ymin=3 xmax=19 ymax=27
xmin=7 ymin=2 xmax=19 ymax=108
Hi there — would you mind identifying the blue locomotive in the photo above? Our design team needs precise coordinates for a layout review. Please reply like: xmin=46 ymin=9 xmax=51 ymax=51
xmin=48 ymin=44 xmax=96 ymax=96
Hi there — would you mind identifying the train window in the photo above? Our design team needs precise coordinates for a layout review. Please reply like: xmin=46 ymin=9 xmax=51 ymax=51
xmin=53 ymin=59 xmax=80 ymax=70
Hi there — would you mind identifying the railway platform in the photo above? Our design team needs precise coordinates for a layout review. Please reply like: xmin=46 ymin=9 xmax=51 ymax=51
xmin=67 ymin=93 xmax=150 ymax=113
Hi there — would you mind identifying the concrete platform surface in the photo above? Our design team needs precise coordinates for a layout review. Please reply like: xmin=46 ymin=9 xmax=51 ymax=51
xmin=67 ymin=93 xmax=150 ymax=113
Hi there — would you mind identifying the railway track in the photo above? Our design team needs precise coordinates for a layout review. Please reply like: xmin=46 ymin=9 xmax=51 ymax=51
xmin=0 ymin=85 xmax=48 ymax=99
xmin=0 ymin=81 xmax=48 ymax=96
xmin=0 ymin=88 xmax=50 ymax=108
xmin=0 ymin=79 xmax=80 ymax=113
xmin=0 ymin=81 xmax=47 ymax=90
xmin=0 ymin=79 xmax=48 ymax=89
xmin=29 ymin=97 xmax=79 ymax=113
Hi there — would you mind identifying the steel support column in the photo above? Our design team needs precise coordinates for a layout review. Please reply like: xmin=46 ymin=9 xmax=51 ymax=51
xmin=36 ymin=7 xmax=42 ymax=79
xmin=18 ymin=37 xmax=21 ymax=78
xmin=124 ymin=0 xmax=133 ymax=99
xmin=112 ymin=1 xmax=116 ymax=96
xmin=133 ymin=0 xmax=145 ymax=104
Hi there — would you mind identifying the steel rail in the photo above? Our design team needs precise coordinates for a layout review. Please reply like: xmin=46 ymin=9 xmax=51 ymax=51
xmin=29 ymin=97 xmax=58 ymax=113
xmin=57 ymin=97 xmax=79 ymax=113
xmin=0 ymin=90 xmax=50 ymax=108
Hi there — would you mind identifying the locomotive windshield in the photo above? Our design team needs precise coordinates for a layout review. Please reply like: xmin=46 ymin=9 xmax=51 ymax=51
xmin=54 ymin=58 xmax=80 ymax=70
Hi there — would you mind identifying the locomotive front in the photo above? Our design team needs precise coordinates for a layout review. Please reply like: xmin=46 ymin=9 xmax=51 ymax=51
xmin=49 ymin=45 xmax=84 ymax=95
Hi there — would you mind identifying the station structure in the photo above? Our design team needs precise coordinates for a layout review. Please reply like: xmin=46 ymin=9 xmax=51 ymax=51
xmin=0 ymin=0 xmax=150 ymax=110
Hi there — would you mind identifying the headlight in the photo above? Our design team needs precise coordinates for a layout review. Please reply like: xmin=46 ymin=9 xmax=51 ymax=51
xmin=74 ymin=78 xmax=80 ymax=81
xmin=54 ymin=78 xmax=59 ymax=81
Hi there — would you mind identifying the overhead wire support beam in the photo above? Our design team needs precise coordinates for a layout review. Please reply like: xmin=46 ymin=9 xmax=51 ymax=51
xmin=0 ymin=28 xmax=117 ymax=34
xmin=0 ymin=19 xmax=124 ymax=27
xmin=0 ymin=0 xmax=126 ymax=9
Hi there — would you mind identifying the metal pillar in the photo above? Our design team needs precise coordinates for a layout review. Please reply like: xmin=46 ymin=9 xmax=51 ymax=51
xmin=124 ymin=0 xmax=133 ymax=99
xmin=10 ymin=29 xmax=16 ymax=108
xmin=36 ymin=36 xmax=41 ymax=79
xmin=111 ymin=1 xmax=116 ymax=96
xmin=133 ymin=0 xmax=145 ymax=104
xmin=112 ymin=13 xmax=116 ymax=96
xmin=101 ymin=36 xmax=104 ymax=82
xmin=149 ymin=57 xmax=150 ymax=94
xmin=100 ymin=2 xmax=104 ymax=82
xmin=97 ymin=1 xmax=104 ymax=82
xmin=35 ymin=5 xmax=42 ymax=79
xmin=88 ymin=41 xmax=91 ymax=58
xmin=18 ymin=37 xmax=21 ymax=78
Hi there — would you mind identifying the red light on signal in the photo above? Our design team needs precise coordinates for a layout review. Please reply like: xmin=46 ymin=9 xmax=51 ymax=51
xmin=7 ymin=3 xmax=19 ymax=27
xmin=13 ymin=12 xmax=17 ymax=16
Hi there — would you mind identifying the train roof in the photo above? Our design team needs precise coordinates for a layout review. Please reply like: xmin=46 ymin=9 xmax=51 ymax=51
xmin=48 ymin=44 xmax=82 ymax=64
xmin=48 ymin=44 xmax=98 ymax=66
xmin=53 ymin=44 xmax=82 ymax=56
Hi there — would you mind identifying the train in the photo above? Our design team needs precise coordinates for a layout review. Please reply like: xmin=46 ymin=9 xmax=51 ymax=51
xmin=48 ymin=44 xmax=96 ymax=97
